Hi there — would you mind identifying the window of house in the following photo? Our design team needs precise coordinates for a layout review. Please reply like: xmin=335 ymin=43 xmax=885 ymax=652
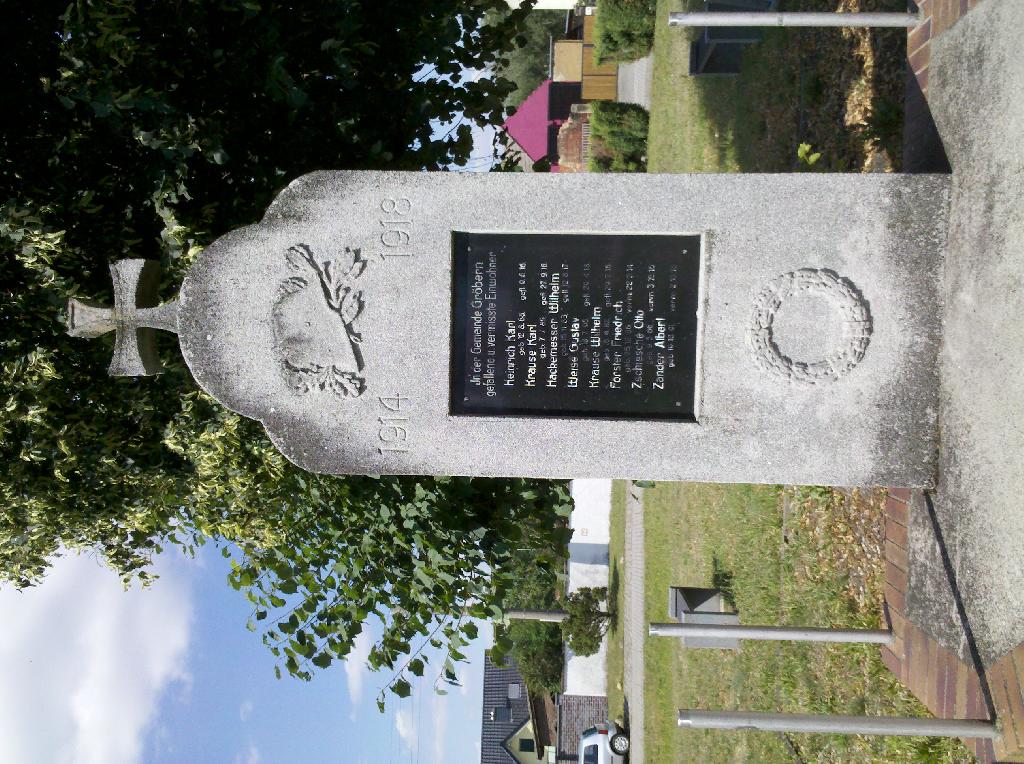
xmin=518 ymin=738 xmax=535 ymax=753
xmin=492 ymin=707 xmax=511 ymax=723
xmin=507 ymin=683 xmax=521 ymax=699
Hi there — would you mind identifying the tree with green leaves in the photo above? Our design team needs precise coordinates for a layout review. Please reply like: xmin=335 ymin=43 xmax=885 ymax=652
xmin=505 ymin=586 xmax=613 ymax=658
xmin=593 ymin=0 xmax=657 ymax=64
xmin=561 ymin=586 xmax=610 ymax=656
xmin=487 ymin=8 xmax=568 ymax=108
xmin=1 ymin=0 xmax=574 ymax=708
xmin=494 ymin=548 xmax=567 ymax=694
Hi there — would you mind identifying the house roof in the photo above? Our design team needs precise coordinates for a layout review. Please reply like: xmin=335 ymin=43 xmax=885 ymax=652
xmin=502 ymin=80 xmax=584 ymax=170
xmin=503 ymin=80 xmax=553 ymax=163
xmin=480 ymin=653 xmax=532 ymax=764
xmin=500 ymin=717 xmax=533 ymax=762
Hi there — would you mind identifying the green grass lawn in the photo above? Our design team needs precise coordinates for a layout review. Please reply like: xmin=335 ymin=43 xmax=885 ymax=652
xmin=607 ymin=481 xmax=972 ymax=763
xmin=647 ymin=0 xmax=908 ymax=173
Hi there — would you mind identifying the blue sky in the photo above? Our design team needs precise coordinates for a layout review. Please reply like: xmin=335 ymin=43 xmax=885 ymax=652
xmin=0 ymin=547 xmax=490 ymax=764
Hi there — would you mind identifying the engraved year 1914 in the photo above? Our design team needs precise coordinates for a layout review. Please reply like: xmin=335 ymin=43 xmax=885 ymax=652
xmin=377 ymin=392 xmax=412 ymax=454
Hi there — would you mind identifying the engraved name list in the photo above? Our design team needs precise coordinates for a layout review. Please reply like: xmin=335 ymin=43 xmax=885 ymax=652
xmin=450 ymin=232 xmax=702 ymax=420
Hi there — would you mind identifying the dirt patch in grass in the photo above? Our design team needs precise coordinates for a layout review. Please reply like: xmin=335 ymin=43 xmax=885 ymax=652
xmin=786 ymin=486 xmax=888 ymax=614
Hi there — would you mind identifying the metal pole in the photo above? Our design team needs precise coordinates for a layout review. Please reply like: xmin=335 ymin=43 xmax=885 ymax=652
xmin=649 ymin=622 xmax=894 ymax=645
xmin=678 ymin=709 xmax=998 ymax=739
xmin=504 ymin=609 xmax=568 ymax=623
xmin=668 ymin=11 xmax=921 ymax=28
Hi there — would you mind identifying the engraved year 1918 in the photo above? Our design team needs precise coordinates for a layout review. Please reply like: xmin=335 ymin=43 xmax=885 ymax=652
xmin=378 ymin=197 xmax=413 ymax=259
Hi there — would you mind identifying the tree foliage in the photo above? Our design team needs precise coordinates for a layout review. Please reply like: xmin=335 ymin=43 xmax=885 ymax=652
xmin=488 ymin=9 xmax=568 ymax=108
xmin=561 ymin=586 xmax=610 ymax=657
xmin=226 ymin=477 xmax=571 ymax=708
xmin=494 ymin=549 xmax=566 ymax=695
xmin=588 ymin=100 xmax=649 ymax=173
xmin=0 ymin=0 xmax=575 ymax=706
xmin=593 ymin=0 xmax=657 ymax=65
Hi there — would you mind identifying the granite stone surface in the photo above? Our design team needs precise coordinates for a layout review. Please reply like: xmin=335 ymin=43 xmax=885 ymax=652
xmin=171 ymin=170 xmax=949 ymax=485
xmin=907 ymin=0 xmax=1024 ymax=665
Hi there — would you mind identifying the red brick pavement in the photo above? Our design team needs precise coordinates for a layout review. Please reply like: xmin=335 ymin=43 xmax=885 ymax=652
xmin=880 ymin=489 xmax=997 ymax=762
xmin=909 ymin=0 xmax=987 ymax=96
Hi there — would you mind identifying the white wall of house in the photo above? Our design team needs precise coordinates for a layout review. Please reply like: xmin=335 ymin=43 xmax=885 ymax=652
xmin=563 ymin=479 xmax=611 ymax=697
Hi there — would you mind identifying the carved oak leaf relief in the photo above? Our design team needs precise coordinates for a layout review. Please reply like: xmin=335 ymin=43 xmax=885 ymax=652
xmin=272 ymin=243 xmax=367 ymax=398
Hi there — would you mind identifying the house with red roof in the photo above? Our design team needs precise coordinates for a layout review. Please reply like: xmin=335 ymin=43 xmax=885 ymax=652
xmin=502 ymin=80 xmax=582 ymax=172
xmin=501 ymin=11 xmax=617 ymax=172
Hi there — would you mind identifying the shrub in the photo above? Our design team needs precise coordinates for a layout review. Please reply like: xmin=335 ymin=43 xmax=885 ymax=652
xmin=496 ymin=547 xmax=567 ymax=694
xmin=588 ymin=101 xmax=649 ymax=173
xmin=507 ymin=621 xmax=565 ymax=694
xmin=594 ymin=0 xmax=658 ymax=65
xmin=561 ymin=586 xmax=611 ymax=657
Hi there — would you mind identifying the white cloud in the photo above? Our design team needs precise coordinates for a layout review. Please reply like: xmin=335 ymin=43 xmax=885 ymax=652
xmin=460 ymin=66 xmax=491 ymax=85
xmin=395 ymin=708 xmax=416 ymax=751
xmin=343 ymin=629 xmax=373 ymax=717
xmin=468 ymin=124 xmax=498 ymax=171
xmin=238 ymin=699 xmax=254 ymax=722
xmin=232 ymin=743 xmax=262 ymax=764
xmin=430 ymin=693 xmax=449 ymax=764
xmin=0 ymin=553 xmax=194 ymax=764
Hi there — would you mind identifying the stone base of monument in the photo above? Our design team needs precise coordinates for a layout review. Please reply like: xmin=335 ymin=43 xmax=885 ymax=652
xmin=874 ymin=2 xmax=1024 ymax=760
xmin=70 ymin=170 xmax=949 ymax=488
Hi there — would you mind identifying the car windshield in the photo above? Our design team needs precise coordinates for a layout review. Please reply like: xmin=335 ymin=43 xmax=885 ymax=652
xmin=582 ymin=744 xmax=600 ymax=764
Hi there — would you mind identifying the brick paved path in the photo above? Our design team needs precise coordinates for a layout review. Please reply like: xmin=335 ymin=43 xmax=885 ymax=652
xmin=881 ymin=489 xmax=996 ymax=763
xmin=623 ymin=485 xmax=646 ymax=763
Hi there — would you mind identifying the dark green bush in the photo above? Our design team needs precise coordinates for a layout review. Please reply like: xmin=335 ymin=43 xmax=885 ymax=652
xmin=561 ymin=586 xmax=610 ymax=657
xmin=588 ymin=100 xmax=649 ymax=173
xmin=487 ymin=9 xmax=568 ymax=108
xmin=594 ymin=0 xmax=658 ymax=64
xmin=507 ymin=621 xmax=565 ymax=694
xmin=496 ymin=548 xmax=566 ymax=694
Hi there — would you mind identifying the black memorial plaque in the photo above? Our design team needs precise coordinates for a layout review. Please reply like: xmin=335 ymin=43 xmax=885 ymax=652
xmin=450 ymin=232 xmax=702 ymax=420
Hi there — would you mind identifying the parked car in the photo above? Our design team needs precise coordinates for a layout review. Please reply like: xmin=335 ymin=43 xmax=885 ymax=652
xmin=579 ymin=720 xmax=629 ymax=763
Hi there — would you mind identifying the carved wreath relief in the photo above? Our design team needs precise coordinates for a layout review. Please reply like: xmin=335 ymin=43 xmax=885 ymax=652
xmin=747 ymin=268 xmax=872 ymax=386
xmin=272 ymin=243 xmax=367 ymax=398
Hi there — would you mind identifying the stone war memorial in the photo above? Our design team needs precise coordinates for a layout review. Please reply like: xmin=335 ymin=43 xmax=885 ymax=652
xmin=69 ymin=170 xmax=949 ymax=487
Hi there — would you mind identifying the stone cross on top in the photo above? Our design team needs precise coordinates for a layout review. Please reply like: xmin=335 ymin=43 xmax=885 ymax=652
xmin=67 ymin=259 xmax=179 ymax=376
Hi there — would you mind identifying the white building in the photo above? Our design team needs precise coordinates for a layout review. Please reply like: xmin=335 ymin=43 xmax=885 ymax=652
xmin=563 ymin=479 xmax=611 ymax=697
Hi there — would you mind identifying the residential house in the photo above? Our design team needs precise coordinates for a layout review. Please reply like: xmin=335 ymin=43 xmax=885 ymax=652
xmin=480 ymin=653 xmax=555 ymax=764
xmin=503 ymin=79 xmax=582 ymax=171
xmin=501 ymin=10 xmax=615 ymax=171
